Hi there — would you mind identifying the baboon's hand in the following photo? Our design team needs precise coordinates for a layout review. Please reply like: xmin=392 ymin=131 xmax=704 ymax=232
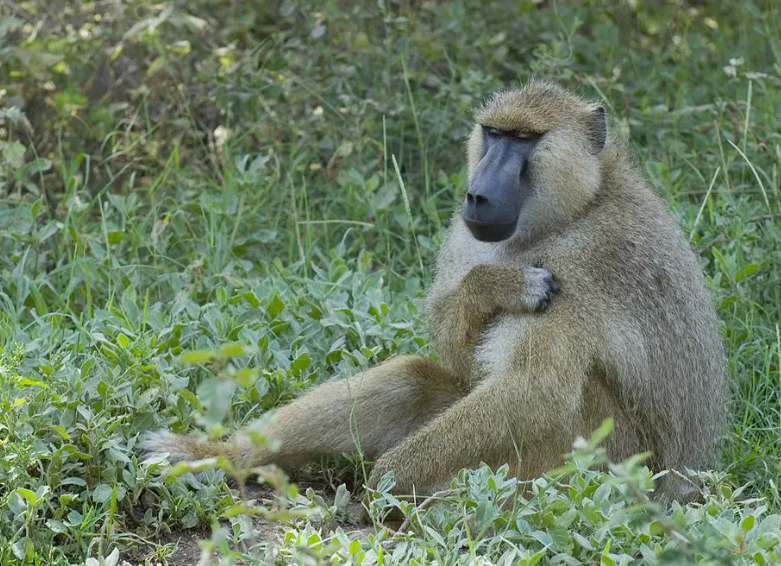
xmin=514 ymin=266 xmax=558 ymax=312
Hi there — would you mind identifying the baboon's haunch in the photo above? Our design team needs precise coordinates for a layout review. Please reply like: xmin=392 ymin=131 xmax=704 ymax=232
xmin=144 ymin=80 xmax=727 ymax=500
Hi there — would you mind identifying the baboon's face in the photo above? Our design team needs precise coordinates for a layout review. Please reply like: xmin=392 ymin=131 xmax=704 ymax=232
xmin=464 ymin=82 xmax=606 ymax=243
xmin=462 ymin=127 xmax=541 ymax=242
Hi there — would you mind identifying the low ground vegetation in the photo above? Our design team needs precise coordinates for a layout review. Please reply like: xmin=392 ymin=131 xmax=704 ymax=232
xmin=0 ymin=0 xmax=779 ymax=564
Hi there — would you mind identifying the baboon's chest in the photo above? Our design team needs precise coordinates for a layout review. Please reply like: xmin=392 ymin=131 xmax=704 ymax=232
xmin=472 ymin=315 xmax=533 ymax=383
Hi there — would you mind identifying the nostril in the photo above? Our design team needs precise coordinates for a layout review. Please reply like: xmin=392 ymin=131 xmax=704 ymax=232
xmin=466 ymin=193 xmax=487 ymax=206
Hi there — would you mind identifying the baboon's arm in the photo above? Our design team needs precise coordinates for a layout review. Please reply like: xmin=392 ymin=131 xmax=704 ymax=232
xmin=429 ymin=264 xmax=556 ymax=384
xmin=367 ymin=360 xmax=584 ymax=493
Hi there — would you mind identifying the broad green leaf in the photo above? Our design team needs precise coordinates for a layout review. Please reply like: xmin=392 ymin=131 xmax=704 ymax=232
xmin=742 ymin=514 xmax=756 ymax=531
xmin=17 ymin=378 xmax=47 ymax=388
xmin=267 ymin=294 xmax=285 ymax=318
xmin=290 ymin=353 xmax=312 ymax=376
xmin=16 ymin=488 xmax=37 ymax=505
xmin=232 ymin=367 xmax=258 ymax=387
xmin=51 ymin=425 xmax=72 ymax=440
xmin=219 ymin=342 xmax=247 ymax=358
xmin=92 ymin=484 xmax=113 ymax=504
xmin=179 ymin=350 xmax=215 ymax=364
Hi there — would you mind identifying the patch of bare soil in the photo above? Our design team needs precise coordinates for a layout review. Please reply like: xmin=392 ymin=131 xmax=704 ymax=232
xmin=159 ymin=528 xmax=210 ymax=566
xmin=132 ymin=476 xmax=376 ymax=565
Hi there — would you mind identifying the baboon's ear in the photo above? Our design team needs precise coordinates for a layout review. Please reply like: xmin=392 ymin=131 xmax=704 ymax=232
xmin=588 ymin=106 xmax=607 ymax=154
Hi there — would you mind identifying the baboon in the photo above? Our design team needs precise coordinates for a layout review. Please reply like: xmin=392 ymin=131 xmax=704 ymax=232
xmin=144 ymin=79 xmax=728 ymax=500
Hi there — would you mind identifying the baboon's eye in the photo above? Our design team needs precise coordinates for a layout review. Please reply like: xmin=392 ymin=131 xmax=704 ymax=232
xmin=484 ymin=127 xmax=539 ymax=140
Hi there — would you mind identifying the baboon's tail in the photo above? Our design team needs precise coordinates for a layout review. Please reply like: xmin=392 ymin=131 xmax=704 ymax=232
xmin=140 ymin=430 xmax=236 ymax=463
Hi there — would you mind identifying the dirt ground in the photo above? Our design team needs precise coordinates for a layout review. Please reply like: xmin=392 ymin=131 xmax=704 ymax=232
xmin=139 ymin=478 xmax=370 ymax=566
xmin=160 ymin=528 xmax=211 ymax=566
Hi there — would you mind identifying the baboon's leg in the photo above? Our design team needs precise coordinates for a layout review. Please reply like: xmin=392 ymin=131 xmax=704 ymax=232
xmin=143 ymin=356 xmax=466 ymax=471
xmin=367 ymin=355 xmax=588 ymax=494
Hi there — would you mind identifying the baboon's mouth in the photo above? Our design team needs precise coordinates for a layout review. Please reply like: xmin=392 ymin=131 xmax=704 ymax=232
xmin=463 ymin=216 xmax=518 ymax=242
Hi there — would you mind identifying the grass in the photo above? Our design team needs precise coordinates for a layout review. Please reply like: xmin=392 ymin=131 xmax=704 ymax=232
xmin=0 ymin=0 xmax=780 ymax=564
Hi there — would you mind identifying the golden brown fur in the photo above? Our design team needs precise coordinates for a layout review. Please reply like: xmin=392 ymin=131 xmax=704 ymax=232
xmin=143 ymin=79 xmax=727 ymax=500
